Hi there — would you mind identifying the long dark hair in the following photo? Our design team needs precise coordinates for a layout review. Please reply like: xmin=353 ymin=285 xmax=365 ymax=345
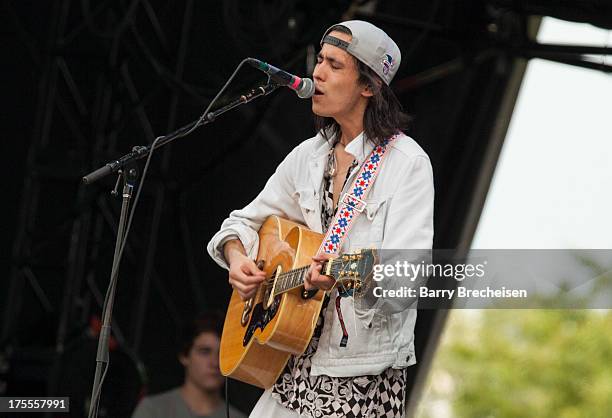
xmin=314 ymin=25 xmax=411 ymax=146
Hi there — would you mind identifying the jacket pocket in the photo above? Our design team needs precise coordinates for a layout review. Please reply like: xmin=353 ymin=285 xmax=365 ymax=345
xmin=293 ymin=188 xmax=318 ymax=229
xmin=347 ymin=197 xmax=389 ymax=250
xmin=327 ymin=296 xmax=394 ymax=357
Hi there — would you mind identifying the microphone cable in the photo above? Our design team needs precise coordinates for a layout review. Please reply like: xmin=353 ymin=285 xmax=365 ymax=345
xmin=225 ymin=376 xmax=230 ymax=418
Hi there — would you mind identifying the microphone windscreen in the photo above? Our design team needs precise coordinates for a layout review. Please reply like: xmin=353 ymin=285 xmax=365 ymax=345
xmin=297 ymin=78 xmax=315 ymax=99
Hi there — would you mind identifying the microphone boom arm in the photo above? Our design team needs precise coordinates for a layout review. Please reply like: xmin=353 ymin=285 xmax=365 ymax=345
xmin=82 ymin=83 xmax=279 ymax=185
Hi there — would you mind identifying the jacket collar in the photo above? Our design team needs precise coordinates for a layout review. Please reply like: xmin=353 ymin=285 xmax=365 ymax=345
xmin=344 ymin=131 xmax=374 ymax=165
xmin=308 ymin=133 xmax=331 ymax=194
xmin=310 ymin=130 xmax=373 ymax=161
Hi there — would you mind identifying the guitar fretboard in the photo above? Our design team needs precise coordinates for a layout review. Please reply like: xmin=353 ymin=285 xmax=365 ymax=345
xmin=272 ymin=260 xmax=345 ymax=296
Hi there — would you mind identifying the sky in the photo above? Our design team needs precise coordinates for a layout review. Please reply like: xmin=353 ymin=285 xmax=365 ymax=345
xmin=472 ymin=17 xmax=612 ymax=250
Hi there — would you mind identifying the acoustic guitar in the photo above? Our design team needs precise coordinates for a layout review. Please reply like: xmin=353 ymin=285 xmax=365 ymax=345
xmin=219 ymin=215 xmax=376 ymax=389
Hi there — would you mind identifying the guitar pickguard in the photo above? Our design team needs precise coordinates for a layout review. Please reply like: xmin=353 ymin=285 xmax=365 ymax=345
xmin=242 ymin=295 xmax=281 ymax=346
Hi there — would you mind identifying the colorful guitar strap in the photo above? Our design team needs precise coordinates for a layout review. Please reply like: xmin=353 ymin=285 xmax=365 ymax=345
xmin=317 ymin=134 xmax=398 ymax=347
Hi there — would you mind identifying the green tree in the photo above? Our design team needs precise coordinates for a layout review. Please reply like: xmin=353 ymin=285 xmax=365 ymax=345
xmin=417 ymin=262 xmax=612 ymax=418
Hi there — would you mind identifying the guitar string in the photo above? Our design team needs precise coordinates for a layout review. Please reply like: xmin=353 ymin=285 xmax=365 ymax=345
xmin=256 ymin=254 xmax=369 ymax=301
xmin=261 ymin=259 xmax=353 ymax=296
xmin=261 ymin=262 xmax=332 ymax=295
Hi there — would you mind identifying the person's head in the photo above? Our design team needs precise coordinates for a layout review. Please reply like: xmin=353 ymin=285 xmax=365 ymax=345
xmin=178 ymin=312 xmax=224 ymax=392
xmin=312 ymin=20 xmax=410 ymax=145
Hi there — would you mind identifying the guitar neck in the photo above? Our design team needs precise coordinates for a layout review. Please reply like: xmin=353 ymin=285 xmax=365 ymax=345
xmin=272 ymin=265 xmax=310 ymax=295
xmin=272 ymin=259 xmax=348 ymax=296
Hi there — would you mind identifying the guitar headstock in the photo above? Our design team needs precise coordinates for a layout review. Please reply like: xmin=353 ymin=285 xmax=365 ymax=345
xmin=328 ymin=248 xmax=378 ymax=293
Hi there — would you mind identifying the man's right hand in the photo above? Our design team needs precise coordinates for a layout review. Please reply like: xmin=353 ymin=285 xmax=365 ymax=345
xmin=224 ymin=239 xmax=266 ymax=300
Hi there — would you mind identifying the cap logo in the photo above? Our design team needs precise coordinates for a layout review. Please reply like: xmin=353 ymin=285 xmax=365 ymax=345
xmin=381 ymin=53 xmax=394 ymax=76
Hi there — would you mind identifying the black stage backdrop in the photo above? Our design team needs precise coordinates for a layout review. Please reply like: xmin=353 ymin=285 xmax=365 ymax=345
xmin=2 ymin=0 xmax=611 ymax=416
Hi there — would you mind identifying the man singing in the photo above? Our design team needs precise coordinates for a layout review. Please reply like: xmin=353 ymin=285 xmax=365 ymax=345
xmin=208 ymin=20 xmax=434 ymax=417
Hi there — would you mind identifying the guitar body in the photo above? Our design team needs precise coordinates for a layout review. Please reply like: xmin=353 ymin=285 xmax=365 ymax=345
xmin=219 ymin=216 xmax=325 ymax=389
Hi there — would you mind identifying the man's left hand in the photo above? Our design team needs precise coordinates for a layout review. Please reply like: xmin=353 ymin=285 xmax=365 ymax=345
xmin=304 ymin=254 xmax=336 ymax=291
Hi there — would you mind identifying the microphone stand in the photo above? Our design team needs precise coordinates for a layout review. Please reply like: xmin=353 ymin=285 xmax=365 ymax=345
xmin=83 ymin=82 xmax=279 ymax=418
xmin=87 ymin=167 xmax=136 ymax=418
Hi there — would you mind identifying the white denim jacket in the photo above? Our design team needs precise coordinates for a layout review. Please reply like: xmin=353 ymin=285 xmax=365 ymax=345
xmin=207 ymin=131 xmax=434 ymax=377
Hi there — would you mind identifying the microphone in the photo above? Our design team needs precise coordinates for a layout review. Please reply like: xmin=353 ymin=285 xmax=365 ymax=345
xmin=246 ymin=58 xmax=315 ymax=99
